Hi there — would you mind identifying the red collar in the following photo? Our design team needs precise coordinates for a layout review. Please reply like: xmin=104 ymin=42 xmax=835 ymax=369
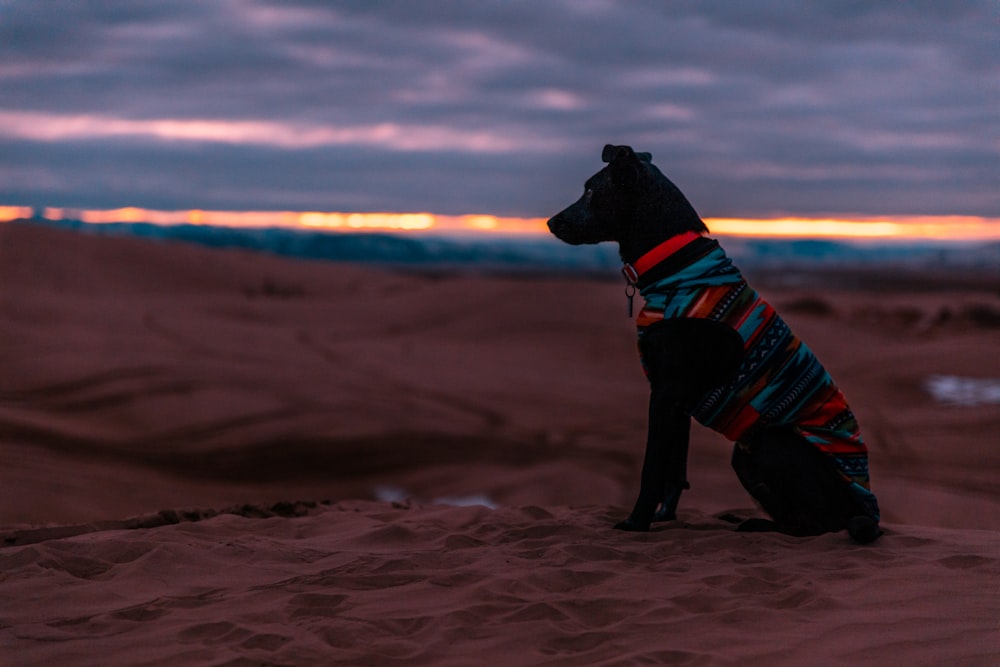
xmin=622 ymin=231 xmax=704 ymax=285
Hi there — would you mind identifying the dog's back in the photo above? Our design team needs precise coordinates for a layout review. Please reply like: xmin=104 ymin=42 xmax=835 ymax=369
xmin=635 ymin=238 xmax=880 ymax=522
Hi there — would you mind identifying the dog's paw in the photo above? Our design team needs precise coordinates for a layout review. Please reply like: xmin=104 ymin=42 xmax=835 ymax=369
xmin=847 ymin=516 xmax=881 ymax=544
xmin=651 ymin=507 xmax=677 ymax=522
xmin=614 ymin=517 xmax=651 ymax=532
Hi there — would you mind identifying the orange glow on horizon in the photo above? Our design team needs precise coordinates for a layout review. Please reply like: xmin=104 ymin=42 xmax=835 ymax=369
xmin=707 ymin=216 xmax=1000 ymax=240
xmin=0 ymin=206 xmax=33 ymax=221
xmin=299 ymin=212 xmax=436 ymax=230
xmin=2 ymin=206 xmax=998 ymax=241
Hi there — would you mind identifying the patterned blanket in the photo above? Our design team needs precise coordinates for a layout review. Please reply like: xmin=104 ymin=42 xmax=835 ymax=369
xmin=632 ymin=235 xmax=880 ymax=521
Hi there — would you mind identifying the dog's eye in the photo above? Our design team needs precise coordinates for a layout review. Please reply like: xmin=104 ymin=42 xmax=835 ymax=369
xmin=584 ymin=188 xmax=593 ymax=202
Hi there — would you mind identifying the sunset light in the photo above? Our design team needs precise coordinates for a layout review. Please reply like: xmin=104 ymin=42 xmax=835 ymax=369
xmin=298 ymin=212 xmax=435 ymax=231
xmin=3 ymin=207 xmax=999 ymax=241
xmin=0 ymin=206 xmax=33 ymax=221
xmin=706 ymin=216 xmax=1000 ymax=241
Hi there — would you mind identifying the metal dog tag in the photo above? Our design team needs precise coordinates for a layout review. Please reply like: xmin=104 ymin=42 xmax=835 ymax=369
xmin=622 ymin=264 xmax=639 ymax=318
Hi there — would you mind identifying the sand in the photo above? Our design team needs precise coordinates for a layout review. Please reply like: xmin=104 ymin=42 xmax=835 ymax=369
xmin=1 ymin=222 xmax=998 ymax=665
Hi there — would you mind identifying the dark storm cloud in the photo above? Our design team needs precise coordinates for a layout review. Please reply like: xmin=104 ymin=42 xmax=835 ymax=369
xmin=0 ymin=0 xmax=997 ymax=217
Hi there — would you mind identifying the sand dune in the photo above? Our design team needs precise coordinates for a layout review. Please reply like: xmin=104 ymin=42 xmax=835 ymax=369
xmin=2 ymin=501 xmax=998 ymax=665
xmin=1 ymin=223 xmax=998 ymax=665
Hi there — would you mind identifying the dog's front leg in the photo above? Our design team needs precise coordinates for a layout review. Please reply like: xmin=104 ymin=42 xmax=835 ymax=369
xmin=615 ymin=387 xmax=690 ymax=532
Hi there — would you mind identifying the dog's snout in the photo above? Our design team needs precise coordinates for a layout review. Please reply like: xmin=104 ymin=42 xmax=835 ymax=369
xmin=546 ymin=212 xmax=582 ymax=244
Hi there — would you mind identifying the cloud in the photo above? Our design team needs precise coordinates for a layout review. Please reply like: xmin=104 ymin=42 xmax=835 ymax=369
xmin=0 ymin=111 xmax=566 ymax=153
xmin=0 ymin=0 xmax=996 ymax=218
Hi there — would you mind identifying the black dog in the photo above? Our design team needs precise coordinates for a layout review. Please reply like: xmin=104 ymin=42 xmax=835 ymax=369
xmin=548 ymin=145 xmax=881 ymax=543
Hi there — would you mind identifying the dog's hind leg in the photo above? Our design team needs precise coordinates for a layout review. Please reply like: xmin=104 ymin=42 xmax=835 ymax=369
xmin=731 ymin=429 xmax=880 ymax=542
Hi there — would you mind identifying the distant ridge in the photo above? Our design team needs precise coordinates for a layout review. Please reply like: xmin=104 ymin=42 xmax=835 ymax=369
xmin=11 ymin=216 xmax=623 ymax=275
xmin=10 ymin=216 xmax=1000 ymax=281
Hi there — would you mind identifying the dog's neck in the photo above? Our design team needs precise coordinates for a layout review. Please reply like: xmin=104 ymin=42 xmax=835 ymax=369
xmin=617 ymin=227 xmax=704 ymax=265
xmin=626 ymin=230 xmax=703 ymax=272
xmin=614 ymin=185 xmax=707 ymax=265
xmin=618 ymin=230 xmax=680 ymax=265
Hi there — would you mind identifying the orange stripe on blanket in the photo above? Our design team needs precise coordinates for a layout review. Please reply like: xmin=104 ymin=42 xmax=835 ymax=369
xmin=719 ymin=403 xmax=761 ymax=441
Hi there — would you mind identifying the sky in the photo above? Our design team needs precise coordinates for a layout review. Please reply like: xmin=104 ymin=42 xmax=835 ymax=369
xmin=1 ymin=0 xmax=998 ymax=230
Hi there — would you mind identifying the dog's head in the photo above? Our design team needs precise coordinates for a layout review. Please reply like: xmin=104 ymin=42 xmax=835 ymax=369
xmin=547 ymin=145 xmax=707 ymax=260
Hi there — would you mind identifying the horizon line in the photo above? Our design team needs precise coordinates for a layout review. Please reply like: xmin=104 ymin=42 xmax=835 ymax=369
xmin=2 ymin=206 xmax=999 ymax=241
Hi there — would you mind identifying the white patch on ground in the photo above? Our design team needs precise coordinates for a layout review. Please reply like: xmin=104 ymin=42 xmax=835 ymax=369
xmin=373 ymin=485 xmax=497 ymax=509
xmin=924 ymin=375 xmax=1000 ymax=406
xmin=432 ymin=494 xmax=498 ymax=509
xmin=373 ymin=485 xmax=410 ymax=503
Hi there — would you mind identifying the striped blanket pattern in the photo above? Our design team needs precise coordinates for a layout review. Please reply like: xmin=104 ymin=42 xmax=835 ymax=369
xmin=635 ymin=242 xmax=880 ymax=520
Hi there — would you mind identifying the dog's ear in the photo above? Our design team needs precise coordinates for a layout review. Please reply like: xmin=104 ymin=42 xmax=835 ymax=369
xmin=601 ymin=145 xmax=651 ymax=163
xmin=602 ymin=144 xmax=642 ymax=187
xmin=602 ymin=144 xmax=634 ymax=163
